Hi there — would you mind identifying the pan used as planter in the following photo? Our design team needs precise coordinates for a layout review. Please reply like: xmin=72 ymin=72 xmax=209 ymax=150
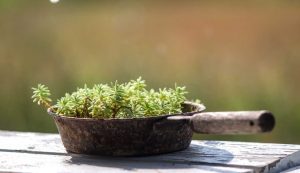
xmin=48 ymin=101 xmax=275 ymax=156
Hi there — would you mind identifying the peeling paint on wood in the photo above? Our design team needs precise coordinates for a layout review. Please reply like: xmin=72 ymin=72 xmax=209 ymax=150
xmin=0 ymin=131 xmax=299 ymax=173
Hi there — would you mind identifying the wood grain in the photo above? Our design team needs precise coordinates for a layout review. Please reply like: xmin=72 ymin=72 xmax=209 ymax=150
xmin=191 ymin=111 xmax=275 ymax=134
xmin=0 ymin=131 xmax=299 ymax=173
xmin=0 ymin=151 xmax=253 ymax=173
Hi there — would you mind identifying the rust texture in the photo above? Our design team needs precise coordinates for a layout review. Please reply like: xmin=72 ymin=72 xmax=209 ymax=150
xmin=49 ymin=102 xmax=275 ymax=156
xmin=49 ymin=102 xmax=205 ymax=156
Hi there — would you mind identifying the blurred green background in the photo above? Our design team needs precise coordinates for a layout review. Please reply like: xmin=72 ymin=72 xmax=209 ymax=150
xmin=0 ymin=0 xmax=299 ymax=143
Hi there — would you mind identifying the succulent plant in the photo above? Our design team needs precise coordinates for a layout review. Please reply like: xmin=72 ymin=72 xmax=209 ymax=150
xmin=32 ymin=77 xmax=199 ymax=118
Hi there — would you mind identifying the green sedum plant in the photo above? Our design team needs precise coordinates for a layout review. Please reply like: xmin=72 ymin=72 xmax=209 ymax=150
xmin=32 ymin=77 xmax=197 ymax=119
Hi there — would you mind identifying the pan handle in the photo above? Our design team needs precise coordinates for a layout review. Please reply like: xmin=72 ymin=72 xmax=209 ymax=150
xmin=190 ymin=111 xmax=275 ymax=134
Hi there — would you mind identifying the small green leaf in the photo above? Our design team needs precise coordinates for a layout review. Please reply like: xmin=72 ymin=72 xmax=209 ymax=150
xmin=31 ymin=78 xmax=199 ymax=118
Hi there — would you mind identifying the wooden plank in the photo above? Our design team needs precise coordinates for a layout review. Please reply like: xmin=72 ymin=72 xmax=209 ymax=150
xmin=147 ymin=141 xmax=300 ymax=173
xmin=282 ymin=166 xmax=300 ymax=173
xmin=0 ymin=151 xmax=252 ymax=173
xmin=0 ymin=130 xmax=65 ymax=154
xmin=0 ymin=131 xmax=300 ymax=173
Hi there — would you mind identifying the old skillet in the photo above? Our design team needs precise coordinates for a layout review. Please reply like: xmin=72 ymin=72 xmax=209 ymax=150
xmin=48 ymin=101 xmax=275 ymax=156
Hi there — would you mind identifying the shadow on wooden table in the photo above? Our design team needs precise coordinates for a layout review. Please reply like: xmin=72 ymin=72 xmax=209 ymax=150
xmin=3 ymin=131 xmax=300 ymax=172
xmin=64 ymin=143 xmax=235 ymax=172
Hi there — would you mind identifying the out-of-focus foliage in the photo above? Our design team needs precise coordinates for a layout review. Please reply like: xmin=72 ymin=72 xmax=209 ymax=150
xmin=0 ymin=0 xmax=300 ymax=143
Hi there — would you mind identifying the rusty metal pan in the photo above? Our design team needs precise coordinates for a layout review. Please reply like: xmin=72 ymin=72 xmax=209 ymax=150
xmin=48 ymin=101 xmax=275 ymax=156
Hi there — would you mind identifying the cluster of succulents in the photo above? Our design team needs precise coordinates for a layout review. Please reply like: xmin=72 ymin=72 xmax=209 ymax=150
xmin=32 ymin=77 xmax=192 ymax=118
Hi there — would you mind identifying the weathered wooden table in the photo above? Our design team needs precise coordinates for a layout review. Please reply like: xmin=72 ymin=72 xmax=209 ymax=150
xmin=1 ymin=130 xmax=300 ymax=173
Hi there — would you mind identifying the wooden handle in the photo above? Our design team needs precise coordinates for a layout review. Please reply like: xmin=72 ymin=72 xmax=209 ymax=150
xmin=191 ymin=111 xmax=275 ymax=134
